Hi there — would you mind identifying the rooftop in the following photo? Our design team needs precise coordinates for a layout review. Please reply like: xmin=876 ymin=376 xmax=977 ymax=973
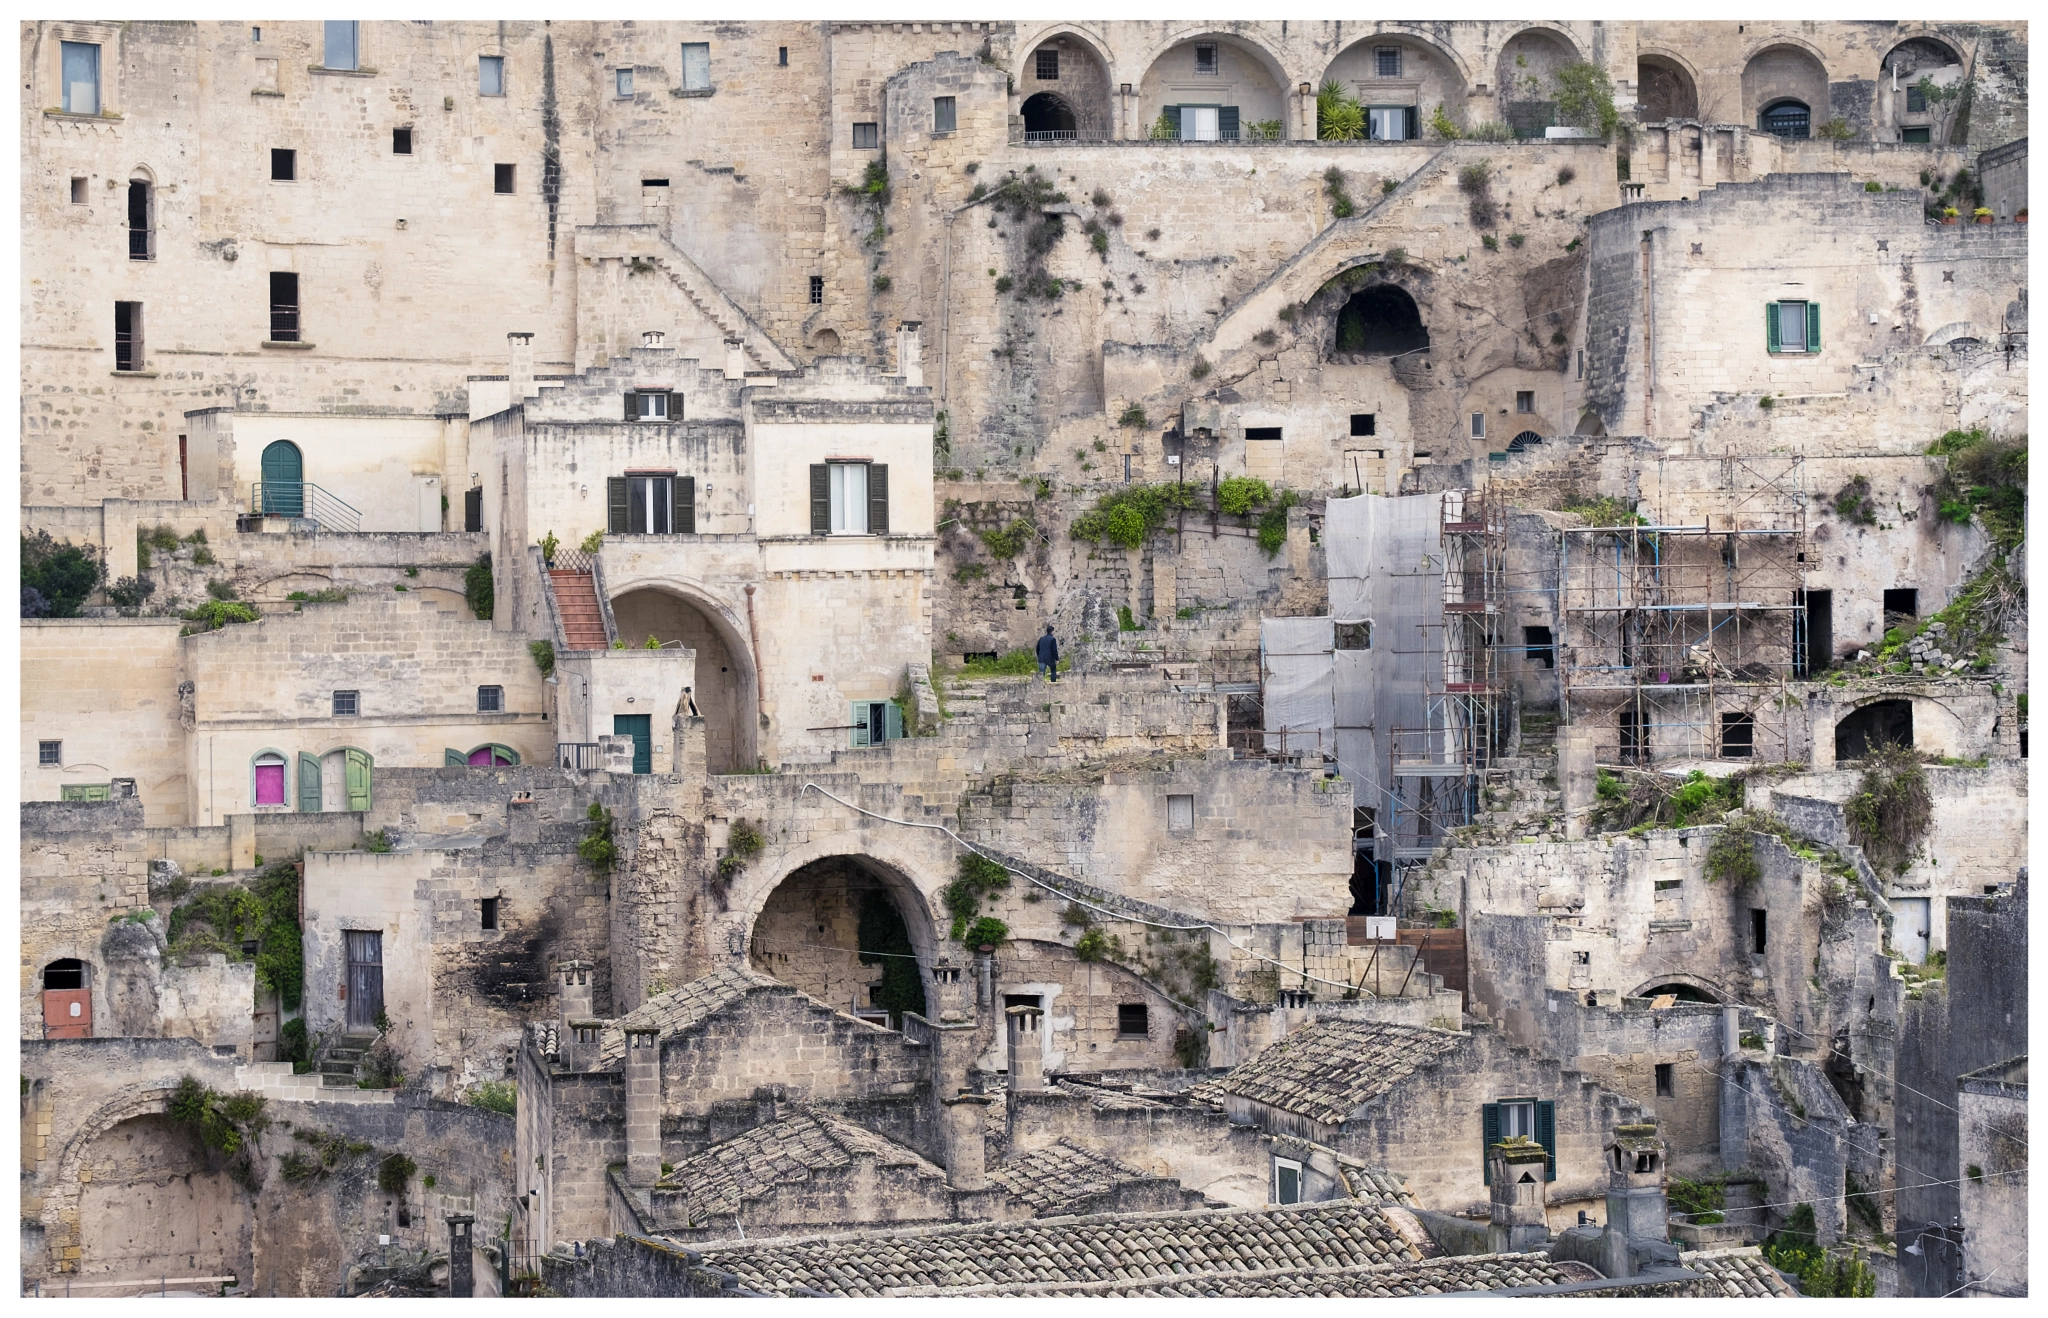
xmin=1212 ymin=1018 xmax=1467 ymax=1126
xmin=652 ymin=1106 xmax=944 ymax=1227
xmin=987 ymin=1139 xmax=1195 ymax=1215
xmin=594 ymin=964 xmax=789 ymax=1066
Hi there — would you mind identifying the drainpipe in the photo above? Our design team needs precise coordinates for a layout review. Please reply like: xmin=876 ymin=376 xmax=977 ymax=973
xmin=743 ymin=584 xmax=766 ymax=765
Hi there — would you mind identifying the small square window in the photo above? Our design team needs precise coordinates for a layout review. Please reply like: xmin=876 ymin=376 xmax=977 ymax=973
xmin=1166 ymin=793 xmax=1194 ymax=832
xmin=494 ymin=164 xmax=516 ymax=194
xmin=933 ymin=95 xmax=957 ymax=135
xmin=1275 ymin=1157 xmax=1303 ymax=1205
xmin=480 ymin=897 xmax=500 ymax=931
xmin=1036 ymin=48 xmax=1059 ymax=81
xmin=1195 ymin=44 xmax=1218 ymax=75
xmin=1721 ymin=712 xmax=1756 ymax=758
xmin=852 ymin=121 xmax=880 ymax=149
xmin=1883 ymin=588 xmax=1918 ymax=619
xmin=1516 ymin=390 xmax=1535 ymax=413
xmin=809 ymin=275 xmax=824 ymax=304
xmin=70 ymin=176 xmax=88 ymax=204
xmin=39 ymin=741 xmax=61 ymax=767
xmin=1655 ymin=1062 xmax=1674 ymax=1098
xmin=681 ymin=42 xmax=711 ymax=92
xmin=392 ymin=127 xmax=412 ymax=155
xmin=333 ymin=690 xmax=360 ymax=717
xmin=1335 ymin=621 xmax=1371 ymax=651
xmin=778 ymin=47 xmax=789 ymax=67
xmin=1350 ymin=413 xmax=1376 ymax=436
xmin=1117 ymin=1003 xmax=1149 ymax=1037
xmin=271 ymin=148 xmax=296 ymax=181
xmin=1375 ymin=46 xmax=1402 ymax=78
xmin=617 ymin=68 xmax=633 ymax=98
xmin=1572 ymin=949 xmax=1590 ymax=966
xmin=1524 ymin=626 xmax=1554 ymax=669
xmin=478 ymin=685 xmax=504 ymax=713
xmin=479 ymin=55 xmax=505 ymax=97
xmin=1470 ymin=413 xmax=1485 ymax=439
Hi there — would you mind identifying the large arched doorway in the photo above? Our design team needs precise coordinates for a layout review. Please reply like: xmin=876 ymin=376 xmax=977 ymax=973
xmin=1636 ymin=54 xmax=1698 ymax=122
xmin=1836 ymin=699 xmax=1914 ymax=761
xmin=73 ymin=1112 xmax=255 ymax=1284
xmin=1022 ymin=92 xmax=1078 ymax=139
xmin=1333 ymin=284 xmax=1429 ymax=356
xmin=259 ymin=440 xmax=303 ymax=517
xmin=1017 ymin=32 xmax=1112 ymax=140
xmin=1743 ymin=45 xmax=1830 ymax=138
xmin=1880 ymin=37 xmax=1965 ymax=143
xmin=747 ymin=856 xmax=933 ymax=1024
xmin=609 ymin=587 xmax=753 ymax=773
xmin=1138 ymin=33 xmax=1288 ymax=141
xmin=1497 ymin=28 xmax=1581 ymax=137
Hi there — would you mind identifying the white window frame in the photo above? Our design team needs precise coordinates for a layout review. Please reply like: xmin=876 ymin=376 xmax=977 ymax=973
xmin=479 ymin=55 xmax=505 ymax=97
xmin=628 ymin=475 xmax=675 ymax=535
xmin=828 ymin=462 xmax=869 ymax=534
xmin=681 ymin=42 xmax=711 ymax=92
xmin=1274 ymin=1157 xmax=1304 ymax=1205
xmin=635 ymin=391 xmax=669 ymax=419
xmin=1499 ymin=1099 xmax=1536 ymax=1139
xmin=477 ymin=685 xmax=504 ymax=713
xmin=616 ymin=68 xmax=633 ymax=98
xmin=1367 ymin=105 xmax=1408 ymax=141
xmin=1776 ymin=300 xmax=1810 ymax=353
xmin=61 ymin=40 xmax=101 ymax=115
xmin=333 ymin=689 xmax=360 ymax=717
xmin=1180 ymin=106 xmax=1221 ymax=142
xmin=1471 ymin=412 xmax=1486 ymax=439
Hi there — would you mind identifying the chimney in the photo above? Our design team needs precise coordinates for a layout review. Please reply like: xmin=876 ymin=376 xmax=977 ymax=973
xmin=1005 ymin=1004 xmax=1045 ymax=1094
xmin=896 ymin=320 xmax=924 ymax=388
xmin=1601 ymin=1119 xmax=1672 ymax=1279
xmin=562 ymin=1019 xmax=603 ymax=1073
xmin=508 ymin=332 xmax=535 ymax=403
xmin=445 ymin=1214 xmax=475 ymax=1297
xmin=558 ymin=960 xmax=593 ymax=1028
xmin=724 ymin=336 xmax=746 ymax=380
xmin=1487 ymin=1139 xmax=1552 ymax=1253
xmin=623 ymin=1026 xmax=662 ymax=1188
xmin=642 ymin=329 xmax=665 ymax=350
xmin=974 ymin=946 xmax=994 ymax=1008
xmin=941 ymin=1093 xmax=995 ymax=1190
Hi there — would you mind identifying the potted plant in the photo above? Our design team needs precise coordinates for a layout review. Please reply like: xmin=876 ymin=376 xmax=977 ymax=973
xmin=1940 ymin=206 xmax=1959 ymax=224
xmin=1973 ymin=207 xmax=1994 ymax=225
xmin=539 ymin=531 xmax=560 ymax=566
xmin=2017 ymin=209 xmax=2029 ymax=224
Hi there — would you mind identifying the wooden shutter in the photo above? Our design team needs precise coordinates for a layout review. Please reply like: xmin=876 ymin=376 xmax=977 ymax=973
xmin=868 ymin=463 xmax=890 ymax=535
xmin=664 ymin=390 xmax=680 ymax=420
xmin=445 ymin=748 xmax=467 ymax=766
xmin=811 ymin=464 xmax=831 ymax=535
xmin=674 ymin=476 xmax=696 ymax=534
xmin=885 ymin=701 xmax=904 ymax=741
xmin=1807 ymin=302 xmax=1821 ymax=351
xmin=608 ymin=477 xmax=629 ymax=533
xmin=1535 ymin=1100 xmax=1557 ymax=1182
xmin=1219 ymin=106 xmax=1240 ymax=139
xmin=625 ymin=391 xmax=638 ymax=421
xmin=1163 ymin=105 xmax=1181 ymax=136
xmin=851 ymin=701 xmax=870 ymax=748
xmin=1765 ymin=302 xmax=1780 ymax=352
xmin=1481 ymin=1103 xmax=1501 ymax=1184
xmin=299 ymin=753 xmax=322 ymax=812
xmin=464 ymin=487 xmax=483 ymax=532
xmin=344 ymin=748 xmax=372 ymax=812
xmin=1405 ymin=106 xmax=1418 ymax=140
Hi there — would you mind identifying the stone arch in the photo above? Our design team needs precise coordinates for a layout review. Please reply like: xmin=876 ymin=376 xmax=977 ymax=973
xmin=1013 ymin=26 xmax=1114 ymax=141
xmin=1021 ymin=91 xmax=1079 ymax=138
xmin=810 ymin=327 xmax=841 ymax=354
xmin=1137 ymin=30 xmax=1291 ymax=140
xmin=1629 ymin=974 xmax=1725 ymax=1004
xmin=741 ymin=851 xmax=943 ymax=1019
xmin=39 ymin=1080 xmax=183 ymax=1271
xmin=1636 ymin=52 xmax=1699 ymax=122
xmin=605 ymin=579 xmax=758 ymax=772
xmin=1742 ymin=43 xmax=1830 ymax=137
xmin=1880 ymin=35 xmax=1965 ymax=80
xmin=1496 ymin=26 xmax=1583 ymax=137
xmin=1331 ymin=283 xmax=1430 ymax=357
xmin=1834 ymin=697 xmax=1914 ymax=761
xmin=1320 ymin=33 xmax=1469 ymax=138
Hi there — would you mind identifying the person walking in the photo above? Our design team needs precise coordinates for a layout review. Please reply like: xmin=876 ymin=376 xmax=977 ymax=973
xmin=1035 ymin=623 xmax=1060 ymax=682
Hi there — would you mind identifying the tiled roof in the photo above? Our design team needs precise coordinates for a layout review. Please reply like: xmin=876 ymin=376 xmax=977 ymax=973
xmin=887 ymin=1252 xmax=1605 ymax=1297
xmin=1676 ymin=1249 xmax=1800 ymax=1297
xmin=653 ymin=1107 xmax=944 ymax=1226
xmin=987 ymin=1140 xmax=1175 ymax=1215
xmin=1214 ymin=1018 xmax=1466 ymax=1126
xmin=595 ymin=965 xmax=786 ymax=1065
xmin=690 ymin=1198 xmax=1436 ymax=1297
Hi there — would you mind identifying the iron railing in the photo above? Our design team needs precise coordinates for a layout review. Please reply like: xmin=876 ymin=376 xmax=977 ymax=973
xmin=250 ymin=479 xmax=362 ymax=531
xmin=270 ymin=302 xmax=300 ymax=341
xmin=557 ymin=743 xmax=602 ymax=771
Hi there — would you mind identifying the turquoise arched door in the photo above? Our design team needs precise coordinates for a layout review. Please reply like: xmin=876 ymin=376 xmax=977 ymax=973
xmin=261 ymin=440 xmax=303 ymax=516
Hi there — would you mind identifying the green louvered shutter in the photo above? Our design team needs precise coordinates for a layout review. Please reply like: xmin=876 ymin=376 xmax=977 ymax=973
xmin=1481 ymin=1103 xmax=1501 ymax=1184
xmin=608 ymin=477 xmax=629 ymax=534
xmin=851 ymin=701 xmax=870 ymax=749
xmin=811 ymin=464 xmax=831 ymax=534
xmin=885 ymin=702 xmax=904 ymax=741
xmin=299 ymin=754 xmax=322 ymax=812
xmin=674 ymin=476 xmax=696 ymax=534
xmin=1405 ymin=106 xmax=1419 ymax=140
xmin=867 ymin=463 xmax=889 ymax=535
xmin=1765 ymin=302 xmax=1780 ymax=353
xmin=1163 ymin=105 xmax=1181 ymax=136
xmin=624 ymin=392 xmax=638 ymax=421
xmin=1536 ymin=1100 xmax=1557 ymax=1182
xmin=1219 ymin=106 xmax=1240 ymax=140
xmin=445 ymin=748 xmax=467 ymax=766
xmin=345 ymin=748 xmax=372 ymax=811
xmin=1807 ymin=302 xmax=1821 ymax=351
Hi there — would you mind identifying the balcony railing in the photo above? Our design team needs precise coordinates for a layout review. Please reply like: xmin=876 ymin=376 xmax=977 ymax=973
xmin=557 ymin=743 xmax=602 ymax=771
xmin=250 ymin=480 xmax=362 ymax=532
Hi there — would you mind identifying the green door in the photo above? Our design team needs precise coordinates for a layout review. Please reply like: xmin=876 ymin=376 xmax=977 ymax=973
xmin=613 ymin=715 xmax=652 ymax=774
xmin=261 ymin=440 xmax=304 ymax=516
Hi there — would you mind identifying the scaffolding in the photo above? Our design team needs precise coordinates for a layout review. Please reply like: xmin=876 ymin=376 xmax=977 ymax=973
xmin=1385 ymin=487 xmax=1507 ymax=862
xmin=1558 ymin=457 xmax=1811 ymax=766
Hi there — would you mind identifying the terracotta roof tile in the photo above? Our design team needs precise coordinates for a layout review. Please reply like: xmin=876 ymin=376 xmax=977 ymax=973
xmin=652 ymin=1106 xmax=944 ymax=1227
xmin=1215 ymin=1018 xmax=1466 ymax=1125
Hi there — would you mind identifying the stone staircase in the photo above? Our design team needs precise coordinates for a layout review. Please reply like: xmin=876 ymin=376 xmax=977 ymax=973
xmin=320 ymin=1033 xmax=381 ymax=1088
xmin=549 ymin=570 xmax=610 ymax=650
xmin=231 ymin=1055 xmax=396 ymax=1106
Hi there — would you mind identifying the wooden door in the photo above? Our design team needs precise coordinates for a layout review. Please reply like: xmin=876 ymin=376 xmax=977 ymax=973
xmin=346 ymin=930 xmax=384 ymax=1032
xmin=43 ymin=989 xmax=92 ymax=1039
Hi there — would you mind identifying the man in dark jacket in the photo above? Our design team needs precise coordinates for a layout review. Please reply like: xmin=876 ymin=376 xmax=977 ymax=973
xmin=1035 ymin=624 xmax=1060 ymax=682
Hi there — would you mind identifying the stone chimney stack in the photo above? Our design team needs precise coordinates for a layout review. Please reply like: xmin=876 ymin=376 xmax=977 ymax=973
xmin=1006 ymin=1004 xmax=1045 ymax=1094
xmin=508 ymin=332 xmax=535 ymax=403
xmin=725 ymin=336 xmax=746 ymax=380
xmin=1602 ymin=1119 xmax=1672 ymax=1279
xmin=624 ymin=1026 xmax=662 ymax=1188
xmin=558 ymin=960 xmax=593 ymax=1029
xmin=1487 ymin=1139 xmax=1552 ymax=1253
xmin=445 ymin=1214 xmax=475 ymax=1297
xmin=941 ymin=1093 xmax=995 ymax=1190
xmin=642 ymin=329 xmax=665 ymax=349
xmin=896 ymin=321 xmax=924 ymax=388
xmin=562 ymin=1019 xmax=603 ymax=1073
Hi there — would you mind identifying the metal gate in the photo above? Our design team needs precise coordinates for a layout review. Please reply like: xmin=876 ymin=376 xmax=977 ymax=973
xmin=346 ymin=930 xmax=384 ymax=1031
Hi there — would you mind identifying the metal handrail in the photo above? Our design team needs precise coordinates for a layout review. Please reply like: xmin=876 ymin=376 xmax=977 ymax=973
xmin=249 ymin=480 xmax=362 ymax=532
xmin=558 ymin=743 xmax=601 ymax=771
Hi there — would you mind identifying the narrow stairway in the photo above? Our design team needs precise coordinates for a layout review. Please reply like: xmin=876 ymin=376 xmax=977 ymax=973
xmin=550 ymin=569 xmax=609 ymax=650
xmin=321 ymin=1034 xmax=380 ymax=1088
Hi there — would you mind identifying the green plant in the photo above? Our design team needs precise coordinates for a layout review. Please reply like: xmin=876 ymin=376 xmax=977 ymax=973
xmin=377 ymin=1152 xmax=418 ymax=1194
xmin=528 ymin=639 xmax=555 ymax=678
xmin=1668 ymin=1175 xmax=1728 ymax=1221
xmin=363 ymin=829 xmax=393 ymax=853
xmin=19 ymin=532 xmax=104 ymax=618
xmin=718 ymin=817 xmax=764 ymax=880
xmin=1117 ymin=605 xmax=1141 ymax=632
xmin=1253 ymin=328 xmax=1278 ymax=347
xmin=1864 ymin=180 xmax=1884 ymax=193
xmin=872 ymin=274 xmax=892 ymax=292
xmin=577 ymin=802 xmax=617 ymax=872
xmin=373 ymin=1007 xmax=392 ymax=1035
xmin=1557 ymin=165 xmax=1576 ymax=186
xmin=464 ymin=553 xmax=493 ymax=620
xmin=977 ymin=519 xmax=1035 ymax=559
xmin=1427 ymin=104 xmax=1461 ymax=140
xmin=538 ymin=531 xmax=560 ymax=562
xmin=1832 ymin=476 xmax=1877 ymax=525
xmin=1551 ymin=61 xmax=1619 ymax=137
xmin=1560 ymin=494 xmax=1642 ymax=527
xmin=167 ymin=863 xmax=305 ymax=1008
xmin=107 ymin=575 xmax=156 ymax=610
xmin=1927 ymin=429 xmax=2026 ymax=549
xmin=1117 ymin=404 xmax=1148 ymax=429
xmin=280 ymin=1017 xmax=312 ymax=1074
xmin=953 ymin=563 xmax=988 ymax=583
xmin=287 ymin=587 xmax=349 ymax=604
xmin=1256 ymin=490 xmax=1300 ymax=556
xmin=579 ymin=529 xmax=604 ymax=554
xmin=1481 ymin=234 xmax=1500 ymax=251
xmin=192 ymin=546 xmax=217 ymax=566
xmin=1814 ymin=117 xmax=1853 ymax=141
xmin=963 ymin=916 xmax=1010 ymax=948
xmin=942 ymin=852 xmax=1011 ymax=941
xmin=1074 ymin=926 xmax=1123 ymax=963
xmin=1758 ymin=394 xmax=1776 ymax=410
xmin=1704 ymin=827 xmax=1763 ymax=887
xmin=1843 ymin=747 xmax=1931 ymax=877
xmin=1090 ymin=229 xmax=1109 ymax=255
xmin=1506 ymin=232 xmax=1526 ymax=248
xmin=467 ymin=1080 xmax=517 ymax=1115
xmin=1216 ymin=477 xmax=1272 ymax=517
xmin=1245 ymin=119 xmax=1283 ymax=141
xmin=994 ymin=274 xmax=1013 ymax=293
xmin=1314 ymin=81 xmax=1364 ymax=140
xmin=1069 ymin=481 xmax=1200 ymax=550
xmin=1322 ymin=163 xmax=1355 ymax=219
xmin=1060 ymin=902 xmax=1095 ymax=930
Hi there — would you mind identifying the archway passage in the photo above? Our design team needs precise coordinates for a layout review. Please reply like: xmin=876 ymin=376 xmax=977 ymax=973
xmin=1022 ymin=92 xmax=1078 ymax=139
xmin=1836 ymin=699 xmax=1914 ymax=761
xmin=1760 ymin=99 xmax=1811 ymax=139
xmin=1640 ymin=981 xmax=1720 ymax=1004
xmin=610 ymin=588 xmax=750 ymax=772
xmin=74 ymin=1113 xmax=254 ymax=1283
xmin=1636 ymin=56 xmax=1697 ymax=121
xmin=1334 ymin=284 xmax=1429 ymax=356
xmin=748 ymin=856 xmax=931 ymax=1021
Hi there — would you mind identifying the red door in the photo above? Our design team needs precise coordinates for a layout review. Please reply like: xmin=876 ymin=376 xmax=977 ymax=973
xmin=43 ymin=989 xmax=91 ymax=1039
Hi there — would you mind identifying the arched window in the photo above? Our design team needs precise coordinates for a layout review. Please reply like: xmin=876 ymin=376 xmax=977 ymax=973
xmin=1759 ymin=100 xmax=1810 ymax=139
xmin=1836 ymin=699 xmax=1913 ymax=761
xmin=1508 ymin=430 xmax=1544 ymax=453
xmin=1022 ymin=92 xmax=1078 ymax=140
xmin=43 ymin=958 xmax=87 ymax=991
xmin=128 ymin=171 xmax=154 ymax=260
xmin=453 ymin=744 xmax=520 ymax=767
xmin=252 ymin=752 xmax=288 ymax=806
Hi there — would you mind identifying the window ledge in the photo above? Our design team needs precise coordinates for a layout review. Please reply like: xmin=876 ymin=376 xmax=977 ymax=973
xmin=308 ymin=65 xmax=378 ymax=78
xmin=251 ymin=89 xmax=284 ymax=98
xmin=44 ymin=108 xmax=121 ymax=121
xmin=262 ymin=340 xmax=315 ymax=350
xmin=671 ymin=86 xmax=716 ymax=99
xmin=111 ymin=369 xmax=159 ymax=378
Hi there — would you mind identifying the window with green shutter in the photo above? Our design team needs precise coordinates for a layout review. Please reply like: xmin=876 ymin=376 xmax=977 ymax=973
xmin=851 ymin=700 xmax=903 ymax=748
xmin=299 ymin=753 xmax=322 ymax=812
xmin=1767 ymin=300 xmax=1816 ymax=353
xmin=811 ymin=464 xmax=831 ymax=535
xmin=1161 ymin=105 xmax=1181 ymax=137
xmin=674 ymin=475 xmax=696 ymax=534
xmin=867 ymin=464 xmax=889 ymax=535
xmin=1218 ymin=106 xmax=1240 ymax=141
xmin=344 ymin=748 xmax=373 ymax=811
xmin=1482 ymin=1098 xmax=1557 ymax=1182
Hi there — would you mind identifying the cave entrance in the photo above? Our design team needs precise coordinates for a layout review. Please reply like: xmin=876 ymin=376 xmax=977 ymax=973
xmin=748 ymin=856 xmax=932 ymax=1024
xmin=1334 ymin=284 xmax=1429 ymax=356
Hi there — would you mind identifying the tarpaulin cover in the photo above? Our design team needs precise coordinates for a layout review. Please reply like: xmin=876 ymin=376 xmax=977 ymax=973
xmin=1260 ymin=615 xmax=1334 ymax=757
